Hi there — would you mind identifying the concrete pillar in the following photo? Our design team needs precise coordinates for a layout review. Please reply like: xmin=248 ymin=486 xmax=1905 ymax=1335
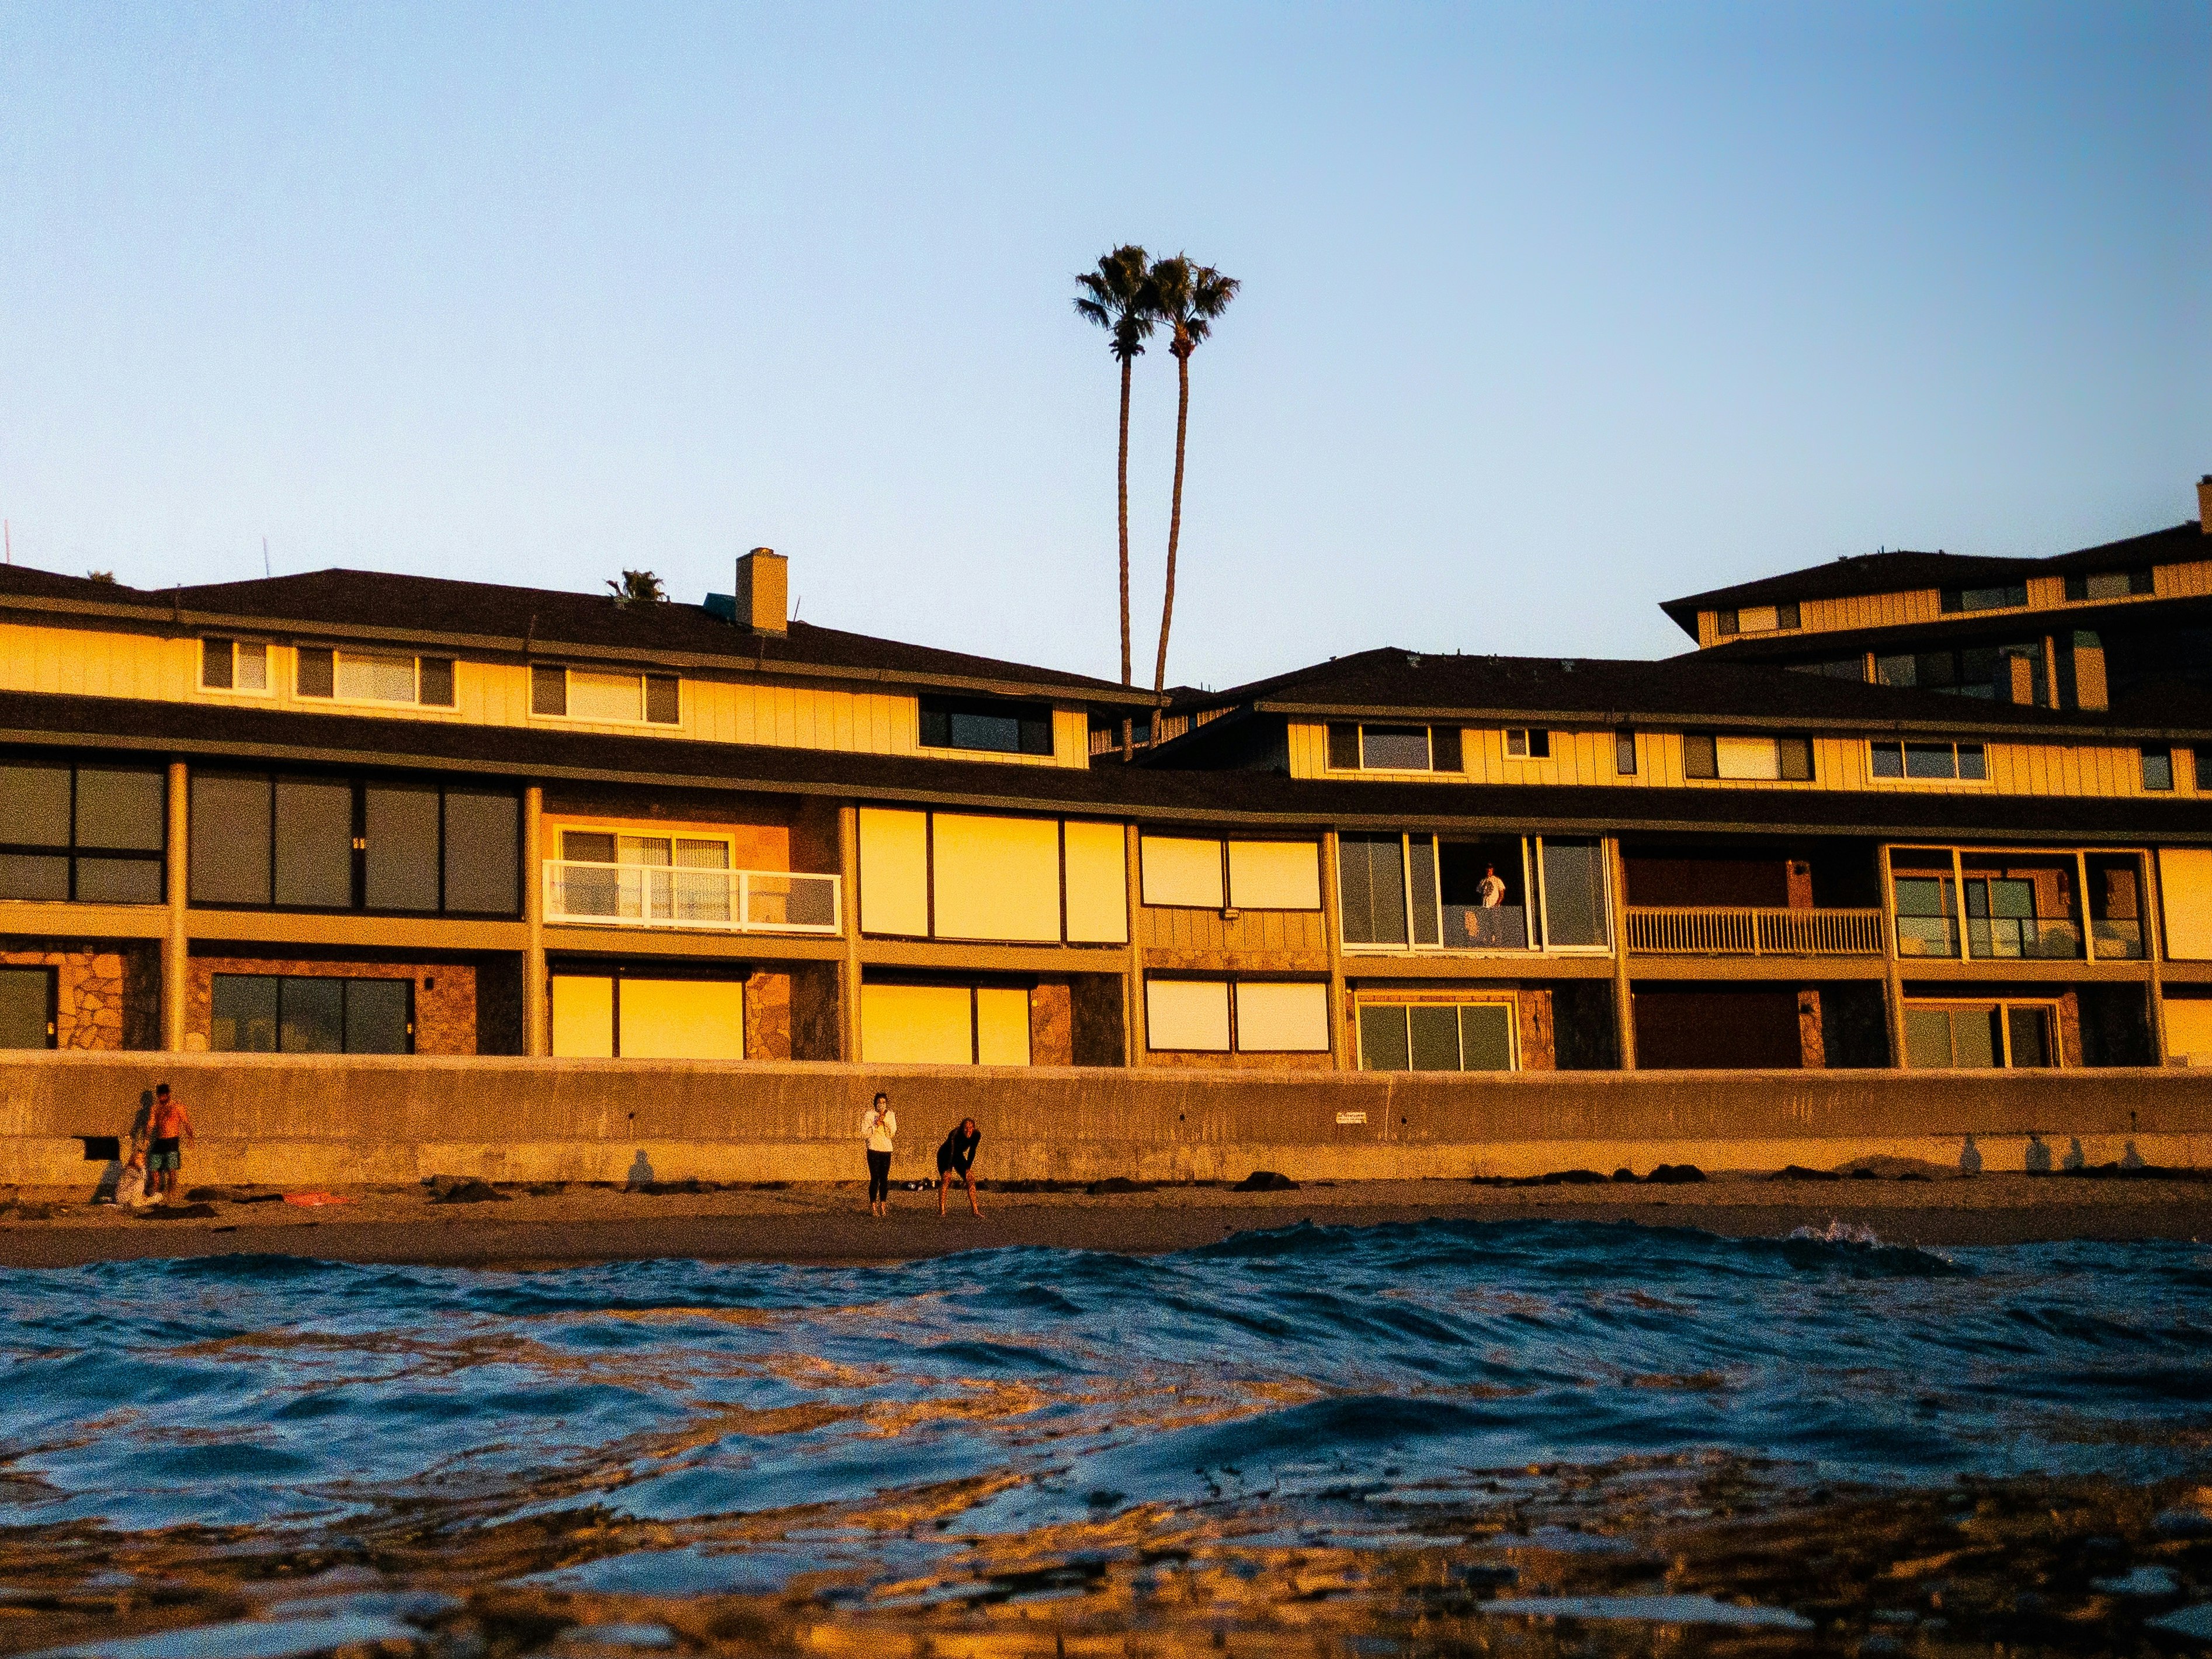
xmin=1322 ymin=830 xmax=1349 ymax=1069
xmin=523 ymin=785 xmax=548 ymax=1057
xmin=1607 ymin=835 xmax=1635 ymax=1070
xmin=161 ymin=761 xmax=189 ymax=1051
xmin=838 ymin=803 xmax=861 ymax=1064
xmin=1876 ymin=844 xmax=1907 ymax=1067
xmin=2144 ymin=850 xmax=2170 ymax=1064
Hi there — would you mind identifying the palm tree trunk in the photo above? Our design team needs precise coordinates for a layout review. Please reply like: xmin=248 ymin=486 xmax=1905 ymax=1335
xmin=1154 ymin=349 xmax=1191 ymax=696
xmin=1117 ymin=353 xmax=1134 ymax=760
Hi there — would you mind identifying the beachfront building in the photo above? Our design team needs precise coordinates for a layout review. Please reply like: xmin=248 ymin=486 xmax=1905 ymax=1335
xmin=4 ymin=495 xmax=2211 ymax=1073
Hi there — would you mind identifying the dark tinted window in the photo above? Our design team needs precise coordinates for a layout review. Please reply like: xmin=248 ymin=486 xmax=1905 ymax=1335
xmin=443 ymin=791 xmax=520 ymax=914
xmin=1777 ymin=737 xmax=1814 ymax=782
xmin=1357 ymin=1005 xmax=1410 ymax=1071
xmin=2142 ymin=747 xmax=2175 ymax=792
xmin=211 ymin=974 xmax=411 ymax=1054
xmin=645 ymin=674 xmax=680 ymax=724
xmin=1409 ymin=1004 xmax=1460 ymax=1071
xmin=1615 ymin=730 xmax=1637 ymax=774
xmin=1430 ymin=726 xmax=1463 ymax=772
xmin=1957 ymin=744 xmax=1987 ymax=781
xmin=364 ymin=786 xmax=441 ymax=911
xmin=189 ymin=774 xmax=273 ymax=905
xmin=1683 ymin=734 xmax=1717 ymax=778
xmin=74 ymin=768 xmax=164 ymax=851
xmin=919 ymin=696 xmax=1053 ymax=755
xmin=343 ymin=979 xmax=412 ymax=1053
xmin=279 ymin=976 xmax=345 ymax=1053
xmin=211 ymin=975 xmax=279 ymax=1051
xmin=0 ymin=855 xmax=68 ymax=901
xmin=0 ymin=763 xmax=71 ymax=845
xmin=1540 ymin=838 xmax=1608 ymax=947
xmin=273 ymin=779 xmax=354 ymax=907
xmin=296 ymin=646 xmax=335 ymax=697
xmin=1360 ymin=725 xmax=1430 ymax=770
xmin=1337 ymin=834 xmax=1407 ymax=947
xmin=1326 ymin=723 xmax=1359 ymax=770
xmin=0 ymin=967 xmax=55 ymax=1049
xmin=418 ymin=657 xmax=456 ymax=707
xmin=74 ymin=858 xmax=161 ymax=904
xmin=532 ymin=665 xmax=567 ymax=716
xmin=202 ymin=638 xmax=234 ymax=689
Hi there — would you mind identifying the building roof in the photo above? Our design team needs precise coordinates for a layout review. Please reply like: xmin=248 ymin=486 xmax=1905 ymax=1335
xmin=1685 ymin=589 xmax=2212 ymax=672
xmin=1144 ymin=647 xmax=2212 ymax=746
xmin=5 ymin=687 xmax=2209 ymax=845
xmin=1657 ymin=521 xmax=2206 ymax=638
xmin=0 ymin=563 xmax=1156 ymax=708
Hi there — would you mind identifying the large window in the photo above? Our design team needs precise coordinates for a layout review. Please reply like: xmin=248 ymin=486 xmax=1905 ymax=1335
xmin=211 ymin=974 xmax=412 ymax=1054
xmin=2064 ymin=568 xmax=2154 ymax=602
xmin=1876 ymin=643 xmax=2041 ymax=702
xmin=1144 ymin=977 xmax=1328 ymax=1054
xmin=0 ymin=967 xmax=55 ymax=1049
xmin=1682 ymin=734 xmax=1814 ymax=781
xmin=1338 ymin=833 xmax=1608 ymax=952
xmin=1939 ymin=583 xmax=2029 ymax=614
xmin=189 ymin=773 xmax=519 ymax=914
xmin=0 ymin=759 xmax=165 ymax=904
xmin=859 ymin=980 xmax=1030 ymax=1065
xmin=918 ymin=695 xmax=1054 ymax=756
xmin=1140 ymin=835 xmax=1321 ymax=911
xmin=1714 ymin=602 xmax=1801 ymax=636
xmin=857 ymin=808 xmax=1126 ymax=943
xmin=1357 ymin=1001 xmax=1515 ymax=1071
xmin=551 ymin=970 xmax=747 ymax=1059
xmin=200 ymin=638 xmax=270 ymax=693
xmin=296 ymin=648 xmax=457 ymax=708
xmin=1325 ymin=723 xmax=1463 ymax=773
xmin=1904 ymin=1002 xmax=2055 ymax=1069
xmin=530 ymin=665 xmax=680 ymax=725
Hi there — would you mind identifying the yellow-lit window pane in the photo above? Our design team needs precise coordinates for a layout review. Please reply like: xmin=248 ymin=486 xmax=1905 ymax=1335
xmin=1063 ymin=820 xmax=1128 ymax=943
xmin=569 ymin=671 xmax=644 ymax=723
xmin=550 ymin=976 xmax=614 ymax=1057
xmin=1141 ymin=836 xmax=1224 ymax=908
xmin=862 ymin=983 xmax=974 ymax=1064
xmin=975 ymin=986 xmax=1031 ymax=1065
xmin=1147 ymin=978 xmax=1229 ymax=1051
xmin=2164 ymin=995 xmax=2212 ymax=1063
xmin=335 ymin=651 xmax=416 ymax=702
xmin=617 ymin=978 xmax=745 ymax=1060
xmin=859 ymin=808 xmax=930 ymax=936
xmin=933 ymin=814 xmax=1061 ymax=942
xmin=1227 ymin=841 xmax=1321 ymax=910
xmin=2159 ymin=849 xmax=2212 ymax=960
xmin=1232 ymin=981 xmax=1329 ymax=1051
xmin=1716 ymin=737 xmax=1780 ymax=780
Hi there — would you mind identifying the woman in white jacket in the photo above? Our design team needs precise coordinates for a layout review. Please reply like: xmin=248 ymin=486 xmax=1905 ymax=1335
xmin=861 ymin=1092 xmax=897 ymax=1217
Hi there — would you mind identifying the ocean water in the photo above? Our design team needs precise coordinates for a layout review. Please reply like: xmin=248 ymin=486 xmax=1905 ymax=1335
xmin=2 ymin=1219 xmax=2208 ymax=1652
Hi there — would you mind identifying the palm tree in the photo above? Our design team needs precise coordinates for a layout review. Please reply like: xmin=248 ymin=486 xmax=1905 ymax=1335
xmin=1147 ymin=254 xmax=1239 ymax=696
xmin=1073 ymin=244 xmax=1156 ymax=756
xmin=607 ymin=570 xmax=665 ymax=606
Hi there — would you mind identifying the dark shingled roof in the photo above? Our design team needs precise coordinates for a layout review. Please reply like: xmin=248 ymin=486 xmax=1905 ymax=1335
xmin=0 ymin=563 xmax=1154 ymax=707
xmin=1658 ymin=521 xmax=2206 ymax=638
xmin=1685 ymin=589 xmax=2212 ymax=671
xmin=5 ymin=688 xmax=2209 ymax=845
xmin=1150 ymin=647 xmax=2211 ymax=742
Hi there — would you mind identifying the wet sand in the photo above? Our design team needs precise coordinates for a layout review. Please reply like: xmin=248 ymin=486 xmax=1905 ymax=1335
xmin=2 ymin=1170 xmax=2207 ymax=1268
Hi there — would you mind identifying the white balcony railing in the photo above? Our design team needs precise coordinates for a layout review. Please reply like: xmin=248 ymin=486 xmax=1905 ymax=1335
xmin=543 ymin=861 xmax=841 ymax=935
xmin=1626 ymin=905 xmax=1884 ymax=956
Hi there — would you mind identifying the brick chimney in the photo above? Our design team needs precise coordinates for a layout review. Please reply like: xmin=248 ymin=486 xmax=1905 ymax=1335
xmin=735 ymin=547 xmax=788 ymax=635
xmin=2199 ymin=474 xmax=2211 ymax=533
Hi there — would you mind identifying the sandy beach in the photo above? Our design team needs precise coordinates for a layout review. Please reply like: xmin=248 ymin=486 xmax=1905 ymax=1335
xmin=1 ymin=1167 xmax=2207 ymax=1268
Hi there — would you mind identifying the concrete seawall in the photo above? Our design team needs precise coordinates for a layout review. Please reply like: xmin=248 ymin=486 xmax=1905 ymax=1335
xmin=4 ymin=1054 xmax=2209 ymax=1189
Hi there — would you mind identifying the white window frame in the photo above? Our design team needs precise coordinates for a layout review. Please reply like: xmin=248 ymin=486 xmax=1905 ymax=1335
xmin=1338 ymin=832 xmax=1612 ymax=956
xmin=1358 ymin=724 xmax=1434 ymax=772
xmin=1867 ymin=740 xmax=1991 ymax=787
xmin=1353 ymin=997 xmax=1519 ymax=1071
xmin=531 ymin=665 xmax=682 ymax=728
xmin=200 ymin=638 xmax=276 ymax=697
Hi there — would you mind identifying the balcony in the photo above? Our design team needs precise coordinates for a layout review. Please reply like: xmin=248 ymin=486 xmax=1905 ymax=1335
xmin=1626 ymin=906 xmax=1884 ymax=957
xmin=544 ymin=861 xmax=841 ymax=935
xmin=1966 ymin=916 xmax=2083 ymax=961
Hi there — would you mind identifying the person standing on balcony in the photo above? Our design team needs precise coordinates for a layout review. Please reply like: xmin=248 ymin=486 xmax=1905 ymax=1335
xmin=1478 ymin=865 xmax=1505 ymax=908
xmin=861 ymin=1092 xmax=897 ymax=1217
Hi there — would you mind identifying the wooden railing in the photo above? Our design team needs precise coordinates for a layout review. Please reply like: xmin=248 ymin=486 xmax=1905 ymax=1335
xmin=1626 ymin=906 xmax=1884 ymax=956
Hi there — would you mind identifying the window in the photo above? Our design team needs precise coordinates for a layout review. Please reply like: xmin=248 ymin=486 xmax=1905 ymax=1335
xmin=200 ymin=638 xmax=269 ymax=693
xmin=1144 ymin=977 xmax=1327 ymax=1053
xmin=0 ymin=760 xmax=165 ymax=904
xmin=2194 ymin=746 xmax=2212 ymax=792
xmin=857 ymin=980 xmax=1029 ymax=1066
xmin=2142 ymin=747 xmax=2175 ymax=792
xmin=2064 ymin=569 xmax=2154 ymax=602
xmin=1789 ymin=658 xmax=1867 ymax=681
xmin=1716 ymin=610 xmax=1739 ymax=637
xmin=1685 ymin=735 xmax=1813 ymax=781
xmin=1324 ymin=723 xmax=1463 ymax=773
xmin=1890 ymin=851 xmax=1959 ymax=958
xmin=1338 ymin=833 xmax=1605 ymax=952
xmin=1357 ymin=1001 xmax=1515 ymax=1071
xmin=211 ymin=974 xmax=412 ymax=1054
xmin=1614 ymin=730 xmax=1637 ymax=775
xmin=1505 ymin=728 xmax=1551 ymax=760
xmin=530 ymin=667 xmax=680 ymax=726
xmin=294 ymin=648 xmax=459 ymax=708
xmin=1870 ymin=741 xmax=1986 ymax=782
xmin=856 ymin=808 xmax=1125 ymax=943
xmin=1725 ymin=603 xmax=1797 ymax=634
xmin=919 ymin=695 xmax=1053 ymax=756
xmin=554 ymin=970 xmax=749 ymax=1060
xmin=1940 ymin=584 xmax=2028 ymax=613
xmin=187 ymin=772 xmax=520 ymax=914
xmin=1904 ymin=1002 xmax=2056 ymax=1069
xmin=1140 ymin=835 xmax=1320 ymax=911
xmin=1877 ymin=644 xmax=2042 ymax=703
xmin=0 ymin=967 xmax=55 ymax=1049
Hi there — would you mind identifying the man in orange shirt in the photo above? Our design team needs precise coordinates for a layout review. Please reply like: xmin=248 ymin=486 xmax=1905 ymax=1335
xmin=145 ymin=1082 xmax=194 ymax=1203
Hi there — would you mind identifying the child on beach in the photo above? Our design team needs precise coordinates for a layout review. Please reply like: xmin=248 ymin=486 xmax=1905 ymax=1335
xmin=145 ymin=1083 xmax=193 ymax=1203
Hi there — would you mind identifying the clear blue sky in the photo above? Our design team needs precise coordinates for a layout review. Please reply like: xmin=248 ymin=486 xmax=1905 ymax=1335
xmin=2 ymin=3 xmax=2205 ymax=687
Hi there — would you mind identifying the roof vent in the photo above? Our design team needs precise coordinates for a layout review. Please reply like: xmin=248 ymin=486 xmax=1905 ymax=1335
xmin=733 ymin=547 xmax=787 ymax=635
xmin=2199 ymin=474 xmax=2210 ymax=533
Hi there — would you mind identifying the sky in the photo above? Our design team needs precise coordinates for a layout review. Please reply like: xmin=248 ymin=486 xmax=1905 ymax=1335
xmin=1 ymin=3 xmax=2206 ymax=690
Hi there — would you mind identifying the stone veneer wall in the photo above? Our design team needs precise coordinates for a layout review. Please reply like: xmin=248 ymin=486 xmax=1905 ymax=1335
xmin=745 ymin=971 xmax=792 ymax=1061
xmin=0 ymin=940 xmax=160 ymax=1051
